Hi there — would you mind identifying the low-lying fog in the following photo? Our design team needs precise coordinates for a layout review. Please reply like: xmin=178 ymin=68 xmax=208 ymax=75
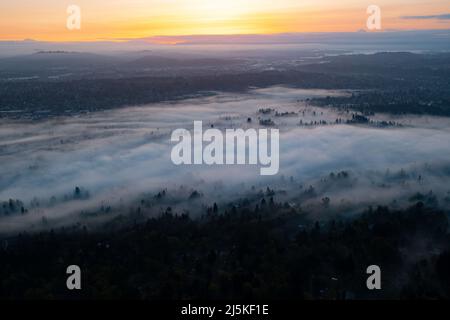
xmin=1 ymin=87 xmax=450 ymax=233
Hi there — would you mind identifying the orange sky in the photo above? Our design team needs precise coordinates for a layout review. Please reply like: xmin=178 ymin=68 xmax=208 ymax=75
xmin=0 ymin=0 xmax=449 ymax=41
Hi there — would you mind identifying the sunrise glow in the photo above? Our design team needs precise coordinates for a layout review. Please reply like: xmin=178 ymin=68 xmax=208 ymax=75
xmin=0 ymin=0 xmax=449 ymax=41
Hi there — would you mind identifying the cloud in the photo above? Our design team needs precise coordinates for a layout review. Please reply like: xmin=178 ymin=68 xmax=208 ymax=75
xmin=401 ymin=13 xmax=450 ymax=20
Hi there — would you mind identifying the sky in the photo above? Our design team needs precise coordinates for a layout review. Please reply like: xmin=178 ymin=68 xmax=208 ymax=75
xmin=0 ymin=0 xmax=449 ymax=41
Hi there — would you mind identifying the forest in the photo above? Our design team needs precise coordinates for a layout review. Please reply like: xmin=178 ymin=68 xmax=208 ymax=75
xmin=1 ymin=200 xmax=449 ymax=300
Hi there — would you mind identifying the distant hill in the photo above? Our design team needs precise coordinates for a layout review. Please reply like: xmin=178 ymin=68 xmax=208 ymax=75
xmin=0 ymin=51 xmax=122 ymax=71
xmin=127 ymin=55 xmax=242 ymax=68
xmin=300 ymin=52 xmax=450 ymax=75
xmin=0 ymin=52 xmax=242 ymax=72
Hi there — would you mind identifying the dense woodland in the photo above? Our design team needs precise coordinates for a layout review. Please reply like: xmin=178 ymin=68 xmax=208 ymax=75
xmin=1 ymin=201 xmax=449 ymax=299
xmin=311 ymin=89 xmax=450 ymax=116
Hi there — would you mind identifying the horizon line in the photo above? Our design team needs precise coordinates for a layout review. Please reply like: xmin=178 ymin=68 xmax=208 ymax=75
xmin=1 ymin=28 xmax=450 ymax=44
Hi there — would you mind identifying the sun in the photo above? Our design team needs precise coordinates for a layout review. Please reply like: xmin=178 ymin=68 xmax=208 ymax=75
xmin=192 ymin=0 xmax=248 ymax=22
